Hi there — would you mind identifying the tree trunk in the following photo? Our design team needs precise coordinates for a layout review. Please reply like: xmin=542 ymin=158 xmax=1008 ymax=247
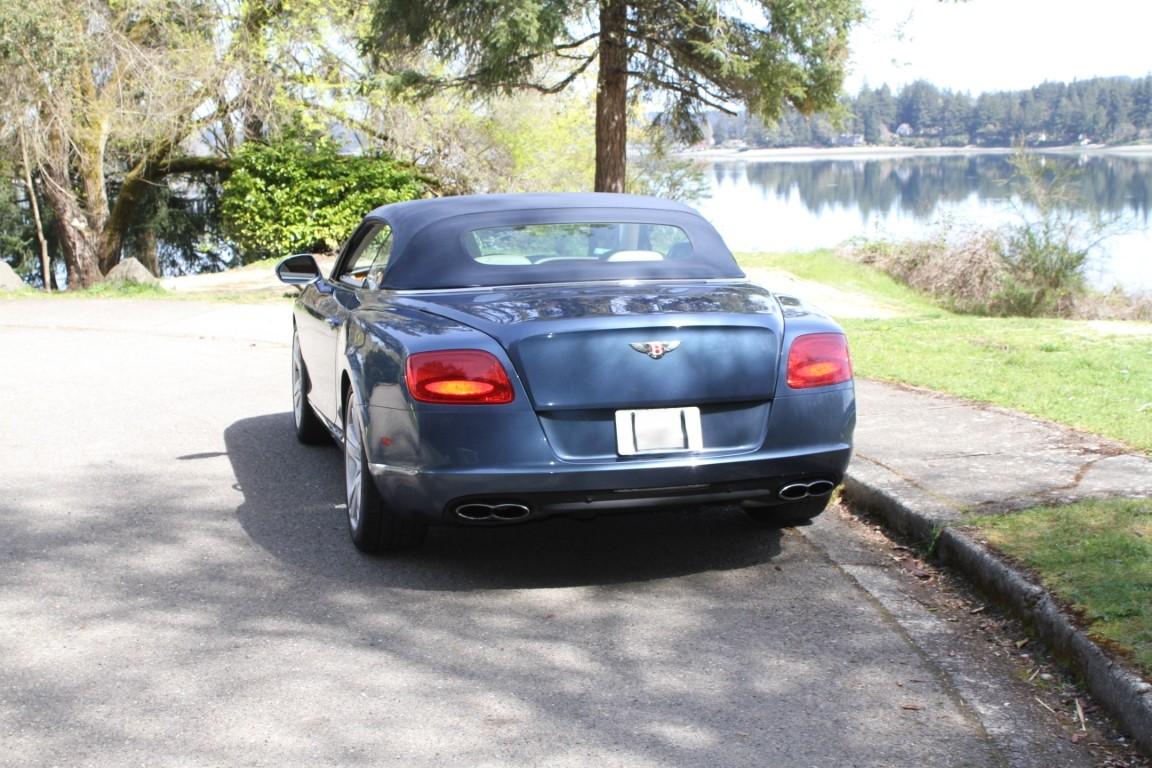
xmin=18 ymin=131 xmax=52 ymax=291
xmin=594 ymin=0 xmax=629 ymax=193
xmin=46 ymin=194 xmax=104 ymax=289
xmin=135 ymin=227 xmax=160 ymax=276
xmin=41 ymin=129 xmax=104 ymax=289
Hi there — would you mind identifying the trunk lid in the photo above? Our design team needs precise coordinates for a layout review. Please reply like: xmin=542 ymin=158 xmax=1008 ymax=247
xmin=402 ymin=282 xmax=783 ymax=410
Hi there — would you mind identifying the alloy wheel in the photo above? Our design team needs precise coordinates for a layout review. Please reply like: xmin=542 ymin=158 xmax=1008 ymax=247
xmin=344 ymin=401 xmax=363 ymax=531
xmin=291 ymin=336 xmax=305 ymax=429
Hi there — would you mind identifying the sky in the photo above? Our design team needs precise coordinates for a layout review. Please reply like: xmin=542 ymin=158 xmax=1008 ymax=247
xmin=847 ymin=0 xmax=1152 ymax=95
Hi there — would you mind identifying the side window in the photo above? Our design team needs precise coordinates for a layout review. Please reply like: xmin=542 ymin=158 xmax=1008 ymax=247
xmin=336 ymin=224 xmax=393 ymax=287
xmin=364 ymin=227 xmax=394 ymax=289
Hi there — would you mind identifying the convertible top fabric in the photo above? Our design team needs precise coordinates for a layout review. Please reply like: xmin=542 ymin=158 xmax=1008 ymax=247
xmin=362 ymin=193 xmax=745 ymax=290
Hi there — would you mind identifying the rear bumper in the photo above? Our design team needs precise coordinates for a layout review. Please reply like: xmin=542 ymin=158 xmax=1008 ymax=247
xmin=369 ymin=445 xmax=852 ymax=524
xmin=364 ymin=384 xmax=855 ymax=524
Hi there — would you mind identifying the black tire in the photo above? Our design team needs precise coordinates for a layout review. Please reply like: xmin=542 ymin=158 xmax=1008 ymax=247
xmin=743 ymin=494 xmax=831 ymax=527
xmin=343 ymin=393 xmax=427 ymax=553
xmin=292 ymin=330 xmax=330 ymax=445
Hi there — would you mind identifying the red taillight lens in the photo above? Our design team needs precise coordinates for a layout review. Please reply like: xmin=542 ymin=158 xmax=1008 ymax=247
xmin=787 ymin=333 xmax=853 ymax=389
xmin=406 ymin=350 xmax=515 ymax=404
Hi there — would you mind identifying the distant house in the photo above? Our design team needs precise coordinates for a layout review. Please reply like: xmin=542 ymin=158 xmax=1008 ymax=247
xmin=895 ymin=123 xmax=914 ymax=138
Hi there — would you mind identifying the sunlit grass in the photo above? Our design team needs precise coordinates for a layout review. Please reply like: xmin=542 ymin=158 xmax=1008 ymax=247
xmin=7 ymin=280 xmax=292 ymax=303
xmin=968 ymin=500 xmax=1152 ymax=676
xmin=739 ymin=251 xmax=1152 ymax=454
xmin=73 ymin=281 xmax=171 ymax=298
xmin=737 ymin=250 xmax=941 ymax=315
xmin=842 ymin=315 xmax=1152 ymax=453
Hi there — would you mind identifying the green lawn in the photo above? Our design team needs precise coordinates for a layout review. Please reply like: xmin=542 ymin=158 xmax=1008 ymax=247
xmin=737 ymin=251 xmax=1152 ymax=454
xmin=739 ymin=250 xmax=940 ymax=314
xmin=738 ymin=250 xmax=1152 ymax=679
xmin=968 ymin=500 xmax=1152 ymax=677
xmin=844 ymin=315 xmax=1152 ymax=453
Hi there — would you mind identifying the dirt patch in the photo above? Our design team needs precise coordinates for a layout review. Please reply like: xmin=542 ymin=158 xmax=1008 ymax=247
xmin=162 ymin=257 xmax=336 ymax=298
xmin=1079 ymin=321 xmax=1152 ymax=336
xmin=744 ymin=267 xmax=903 ymax=319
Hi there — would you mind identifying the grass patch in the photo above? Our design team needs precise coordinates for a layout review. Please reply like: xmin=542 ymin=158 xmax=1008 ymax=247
xmin=967 ymin=500 xmax=1152 ymax=677
xmin=737 ymin=250 xmax=939 ymax=315
xmin=73 ymin=281 xmax=172 ymax=298
xmin=842 ymin=315 xmax=1152 ymax=452
xmin=5 ymin=281 xmax=292 ymax=303
xmin=743 ymin=250 xmax=1152 ymax=454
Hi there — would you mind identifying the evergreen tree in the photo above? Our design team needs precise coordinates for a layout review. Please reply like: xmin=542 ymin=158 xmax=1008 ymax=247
xmin=364 ymin=0 xmax=863 ymax=192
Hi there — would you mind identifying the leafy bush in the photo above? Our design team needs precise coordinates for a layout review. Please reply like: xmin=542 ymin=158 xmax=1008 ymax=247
xmin=846 ymin=229 xmax=1009 ymax=315
xmin=847 ymin=232 xmax=1151 ymax=320
xmin=845 ymin=150 xmax=1129 ymax=318
xmin=994 ymin=221 xmax=1087 ymax=316
xmin=221 ymin=132 xmax=431 ymax=262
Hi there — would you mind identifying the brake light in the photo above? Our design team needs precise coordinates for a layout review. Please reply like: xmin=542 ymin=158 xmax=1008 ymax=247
xmin=787 ymin=333 xmax=852 ymax=389
xmin=406 ymin=350 xmax=515 ymax=404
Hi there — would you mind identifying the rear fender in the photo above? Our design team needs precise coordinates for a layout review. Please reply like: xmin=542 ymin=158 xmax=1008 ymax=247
xmin=341 ymin=309 xmax=538 ymax=469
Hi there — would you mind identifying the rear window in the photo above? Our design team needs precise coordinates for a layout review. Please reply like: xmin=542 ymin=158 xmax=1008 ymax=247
xmin=466 ymin=222 xmax=696 ymax=269
xmin=379 ymin=204 xmax=745 ymax=289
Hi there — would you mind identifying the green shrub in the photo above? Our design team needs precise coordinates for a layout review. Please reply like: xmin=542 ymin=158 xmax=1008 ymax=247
xmin=844 ymin=150 xmax=1125 ymax=319
xmin=221 ymin=131 xmax=432 ymax=262
xmin=845 ymin=230 xmax=1009 ymax=315
xmin=993 ymin=221 xmax=1088 ymax=316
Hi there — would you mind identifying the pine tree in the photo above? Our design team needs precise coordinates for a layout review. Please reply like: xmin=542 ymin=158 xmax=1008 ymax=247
xmin=364 ymin=0 xmax=863 ymax=192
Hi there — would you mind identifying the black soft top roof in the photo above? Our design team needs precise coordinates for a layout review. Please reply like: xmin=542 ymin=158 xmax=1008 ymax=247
xmin=367 ymin=192 xmax=697 ymax=230
xmin=362 ymin=193 xmax=743 ymax=290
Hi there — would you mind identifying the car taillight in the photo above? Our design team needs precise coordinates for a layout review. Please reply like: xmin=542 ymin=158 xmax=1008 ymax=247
xmin=406 ymin=350 xmax=515 ymax=404
xmin=787 ymin=333 xmax=853 ymax=389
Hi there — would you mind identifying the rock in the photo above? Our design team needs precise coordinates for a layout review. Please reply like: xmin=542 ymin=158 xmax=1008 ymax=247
xmin=104 ymin=257 xmax=161 ymax=287
xmin=0 ymin=260 xmax=26 ymax=290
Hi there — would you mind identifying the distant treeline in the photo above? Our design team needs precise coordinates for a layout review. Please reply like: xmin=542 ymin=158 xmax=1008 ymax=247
xmin=707 ymin=76 xmax=1152 ymax=148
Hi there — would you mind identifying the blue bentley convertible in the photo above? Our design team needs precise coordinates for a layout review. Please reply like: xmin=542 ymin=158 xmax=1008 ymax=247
xmin=277 ymin=193 xmax=855 ymax=552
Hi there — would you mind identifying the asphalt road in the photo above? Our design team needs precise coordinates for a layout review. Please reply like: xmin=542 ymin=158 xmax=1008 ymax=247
xmin=0 ymin=299 xmax=1118 ymax=767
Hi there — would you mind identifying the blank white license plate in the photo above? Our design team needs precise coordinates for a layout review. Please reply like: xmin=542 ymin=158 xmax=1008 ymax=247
xmin=615 ymin=407 xmax=703 ymax=456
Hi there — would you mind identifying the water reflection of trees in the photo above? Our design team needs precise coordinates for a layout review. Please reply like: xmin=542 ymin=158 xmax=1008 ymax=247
xmin=712 ymin=155 xmax=1152 ymax=223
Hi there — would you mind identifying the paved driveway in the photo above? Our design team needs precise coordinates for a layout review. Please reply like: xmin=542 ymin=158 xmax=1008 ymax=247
xmin=0 ymin=299 xmax=1106 ymax=767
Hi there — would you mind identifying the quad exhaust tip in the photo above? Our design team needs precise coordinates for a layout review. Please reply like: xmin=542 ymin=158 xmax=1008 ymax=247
xmin=778 ymin=480 xmax=836 ymax=501
xmin=454 ymin=502 xmax=532 ymax=522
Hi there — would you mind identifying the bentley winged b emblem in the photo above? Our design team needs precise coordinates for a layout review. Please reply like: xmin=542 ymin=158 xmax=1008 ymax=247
xmin=629 ymin=340 xmax=681 ymax=360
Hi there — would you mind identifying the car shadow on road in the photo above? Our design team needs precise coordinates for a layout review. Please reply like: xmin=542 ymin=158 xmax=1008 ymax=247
xmin=227 ymin=413 xmax=785 ymax=590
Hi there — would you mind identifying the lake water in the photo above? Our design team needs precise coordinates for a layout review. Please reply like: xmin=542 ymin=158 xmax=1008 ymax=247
xmin=693 ymin=152 xmax=1152 ymax=293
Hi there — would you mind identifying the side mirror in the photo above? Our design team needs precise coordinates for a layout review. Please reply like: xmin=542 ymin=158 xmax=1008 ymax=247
xmin=275 ymin=253 xmax=322 ymax=285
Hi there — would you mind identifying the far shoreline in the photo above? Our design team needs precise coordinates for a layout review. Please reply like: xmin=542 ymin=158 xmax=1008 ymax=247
xmin=679 ymin=143 xmax=1152 ymax=162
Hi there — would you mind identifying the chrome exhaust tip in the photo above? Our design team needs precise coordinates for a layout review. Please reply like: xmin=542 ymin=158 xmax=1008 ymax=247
xmin=779 ymin=480 xmax=836 ymax=501
xmin=453 ymin=502 xmax=532 ymax=522
xmin=778 ymin=483 xmax=810 ymax=501
xmin=455 ymin=503 xmax=495 ymax=521
xmin=490 ymin=503 xmax=531 ymax=521
xmin=806 ymin=480 xmax=836 ymax=496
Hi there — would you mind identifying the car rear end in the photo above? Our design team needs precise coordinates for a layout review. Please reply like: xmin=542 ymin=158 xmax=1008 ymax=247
xmin=358 ymin=282 xmax=854 ymax=525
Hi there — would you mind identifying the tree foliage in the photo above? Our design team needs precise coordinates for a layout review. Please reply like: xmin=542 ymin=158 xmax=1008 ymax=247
xmin=0 ymin=0 xmax=390 ymax=288
xmin=220 ymin=133 xmax=430 ymax=261
xmin=710 ymin=76 xmax=1152 ymax=149
xmin=0 ymin=157 xmax=34 ymax=275
xmin=364 ymin=0 xmax=863 ymax=192
xmin=0 ymin=0 xmax=228 ymax=287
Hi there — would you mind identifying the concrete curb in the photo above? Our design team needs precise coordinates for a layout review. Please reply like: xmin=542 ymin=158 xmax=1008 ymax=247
xmin=842 ymin=468 xmax=1152 ymax=757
